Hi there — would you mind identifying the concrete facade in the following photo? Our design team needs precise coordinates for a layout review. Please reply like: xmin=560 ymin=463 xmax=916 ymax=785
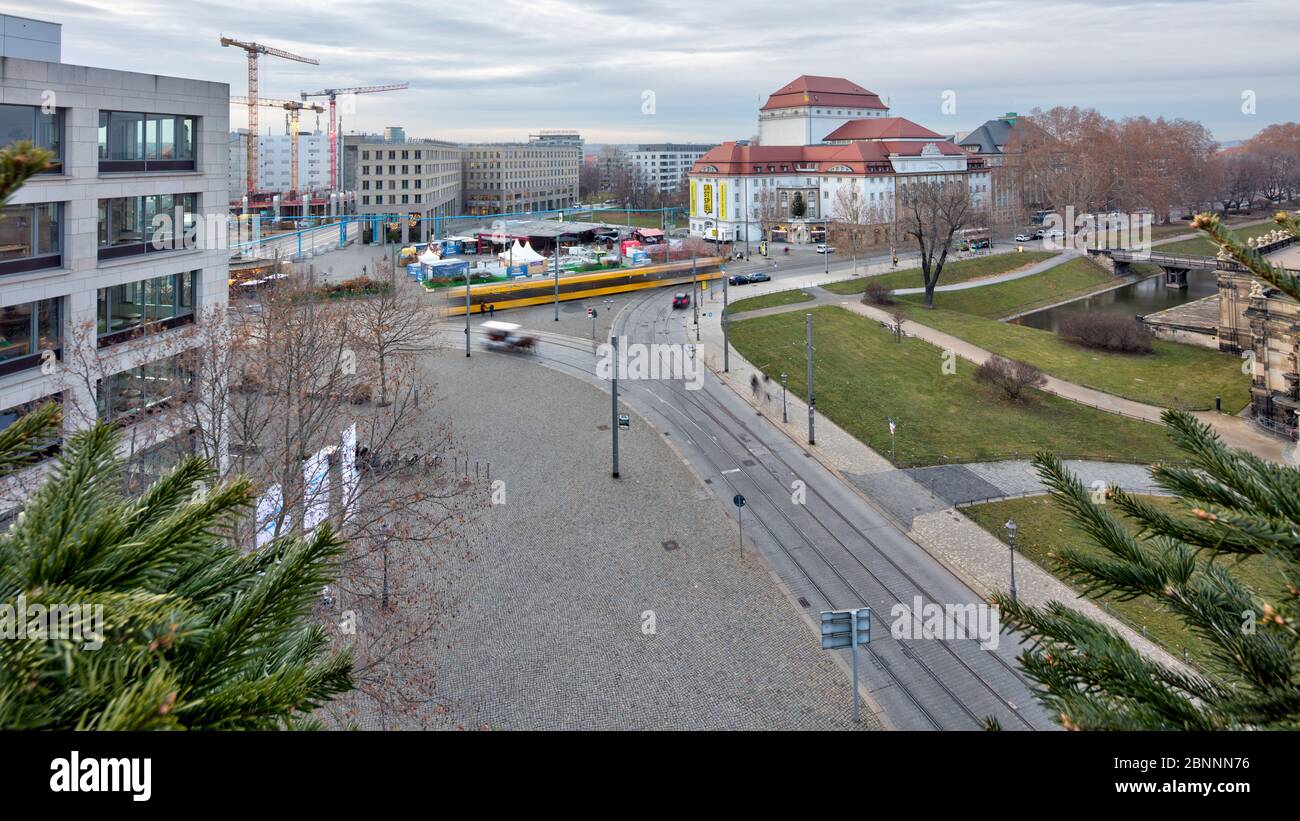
xmin=0 ymin=48 xmax=229 ymax=452
xmin=462 ymin=137 xmax=580 ymax=216
xmin=628 ymin=143 xmax=713 ymax=193
xmin=342 ymin=134 xmax=461 ymax=224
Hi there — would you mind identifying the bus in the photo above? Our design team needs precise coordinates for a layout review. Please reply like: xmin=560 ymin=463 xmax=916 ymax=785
xmin=954 ymin=227 xmax=991 ymax=251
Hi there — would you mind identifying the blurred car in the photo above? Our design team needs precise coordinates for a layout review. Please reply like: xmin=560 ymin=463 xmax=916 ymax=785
xmin=816 ymin=244 xmax=835 ymax=254
xmin=728 ymin=274 xmax=751 ymax=286
xmin=1015 ymin=232 xmax=1034 ymax=242
xmin=672 ymin=292 xmax=691 ymax=309
xmin=747 ymin=272 xmax=771 ymax=283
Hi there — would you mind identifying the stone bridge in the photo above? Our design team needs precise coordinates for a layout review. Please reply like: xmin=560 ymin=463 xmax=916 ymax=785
xmin=1090 ymin=234 xmax=1297 ymax=288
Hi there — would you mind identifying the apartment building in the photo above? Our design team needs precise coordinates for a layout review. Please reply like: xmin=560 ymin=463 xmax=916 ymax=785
xmin=628 ymin=144 xmax=713 ymax=193
xmin=341 ymin=133 xmax=461 ymax=228
xmin=228 ymin=129 xmax=329 ymax=199
xmin=0 ymin=14 xmax=229 ymax=475
xmin=462 ymin=135 xmax=580 ymax=216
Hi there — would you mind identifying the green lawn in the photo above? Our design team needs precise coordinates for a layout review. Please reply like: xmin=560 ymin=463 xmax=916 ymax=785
xmin=728 ymin=288 xmax=816 ymax=314
xmin=566 ymin=210 xmax=671 ymax=229
xmin=899 ymin=257 xmax=1114 ymax=318
xmin=729 ymin=306 xmax=1185 ymax=466
xmin=965 ymin=494 xmax=1289 ymax=673
xmin=895 ymin=305 xmax=1250 ymax=411
xmin=1157 ymin=222 xmax=1277 ymax=256
xmin=822 ymin=251 xmax=1059 ymax=295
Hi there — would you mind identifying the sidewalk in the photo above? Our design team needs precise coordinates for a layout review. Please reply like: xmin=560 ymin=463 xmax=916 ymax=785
xmin=692 ymin=291 xmax=1193 ymax=677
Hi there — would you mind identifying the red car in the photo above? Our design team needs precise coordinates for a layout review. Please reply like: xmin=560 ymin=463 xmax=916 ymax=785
xmin=672 ymin=292 xmax=690 ymax=309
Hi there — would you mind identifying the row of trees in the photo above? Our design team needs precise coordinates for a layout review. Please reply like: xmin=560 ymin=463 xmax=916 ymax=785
xmin=1002 ymin=108 xmax=1300 ymax=220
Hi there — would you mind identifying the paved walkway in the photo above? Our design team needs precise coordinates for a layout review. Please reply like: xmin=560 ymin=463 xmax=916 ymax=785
xmin=692 ymin=293 xmax=1192 ymax=678
xmin=900 ymin=460 xmax=1163 ymax=508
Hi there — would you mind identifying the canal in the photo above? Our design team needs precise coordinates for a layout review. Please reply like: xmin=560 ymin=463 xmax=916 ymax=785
xmin=1013 ymin=268 xmax=1219 ymax=332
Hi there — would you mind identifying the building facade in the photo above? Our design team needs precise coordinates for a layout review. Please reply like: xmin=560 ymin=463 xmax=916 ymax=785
xmin=628 ymin=143 xmax=713 ymax=193
xmin=227 ymin=129 xmax=329 ymax=199
xmin=0 ymin=14 xmax=229 ymax=489
xmin=341 ymin=133 xmax=462 ymax=222
xmin=462 ymin=135 xmax=580 ymax=215
xmin=689 ymin=76 xmax=991 ymax=244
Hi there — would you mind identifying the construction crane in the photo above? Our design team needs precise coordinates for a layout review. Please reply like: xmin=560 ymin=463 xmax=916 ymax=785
xmin=231 ymin=97 xmax=325 ymax=196
xmin=220 ymin=36 xmax=319 ymax=197
xmin=300 ymin=83 xmax=409 ymax=191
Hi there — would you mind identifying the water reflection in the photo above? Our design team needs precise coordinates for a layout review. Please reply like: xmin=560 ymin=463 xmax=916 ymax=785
xmin=1014 ymin=269 xmax=1219 ymax=332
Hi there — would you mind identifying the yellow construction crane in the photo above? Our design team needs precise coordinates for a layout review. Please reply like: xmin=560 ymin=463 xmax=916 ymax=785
xmin=231 ymin=97 xmax=325 ymax=195
xmin=220 ymin=36 xmax=319 ymax=197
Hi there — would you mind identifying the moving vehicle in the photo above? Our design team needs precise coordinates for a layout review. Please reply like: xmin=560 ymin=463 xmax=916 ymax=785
xmin=955 ymin=227 xmax=992 ymax=250
xmin=747 ymin=272 xmax=771 ymax=283
xmin=480 ymin=320 xmax=537 ymax=353
xmin=816 ymin=244 xmax=835 ymax=254
xmin=672 ymin=292 xmax=691 ymax=309
xmin=1015 ymin=232 xmax=1034 ymax=242
xmin=728 ymin=274 xmax=751 ymax=286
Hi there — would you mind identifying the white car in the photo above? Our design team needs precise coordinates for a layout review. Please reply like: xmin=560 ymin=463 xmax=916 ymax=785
xmin=1015 ymin=232 xmax=1034 ymax=242
xmin=816 ymin=244 xmax=835 ymax=254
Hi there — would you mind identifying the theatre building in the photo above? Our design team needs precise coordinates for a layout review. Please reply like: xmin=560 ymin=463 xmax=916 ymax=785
xmin=688 ymin=75 xmax=990 ymax=245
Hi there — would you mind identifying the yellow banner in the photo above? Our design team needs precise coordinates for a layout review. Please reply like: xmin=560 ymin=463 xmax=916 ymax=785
xmin=720 ymin=182 xmax=727 ymax=220
xmin=690 ymin=180 xmax=697 ymax=215
xmin=703 ymin=183 xmax=713 ymax=216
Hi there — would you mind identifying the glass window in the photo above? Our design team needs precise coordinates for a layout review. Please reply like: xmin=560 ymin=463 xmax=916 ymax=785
xmin=0 ymin=104 xmax=61 ymax=170
xmin=0 ymin=303 xmax=34 ymax=363
xmin=0 ymin=204 xmax=61 ymax=270
xmin=98 ymin=353 xmax=194 ymax=422
xmin=108 ymin=112 xmax=145 ymax=161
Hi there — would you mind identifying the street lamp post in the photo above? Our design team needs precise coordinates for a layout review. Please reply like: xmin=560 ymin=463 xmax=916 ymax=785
xmin=781 ymin=372 xmax=788 ymax=423
xmin=722 ymin=266 xmax=730 ymax=373
xmin=1005 ymin=519 xmax=1019 ymax=603
xmin=806 ymin=313 xmax=815 ymax=445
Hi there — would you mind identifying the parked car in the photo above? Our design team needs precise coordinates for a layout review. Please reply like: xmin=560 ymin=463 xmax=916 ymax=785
xmin=747 ymin=272 xmax=771 ymax=283
xmin=672 ymin=292 xmax=691 ymax=309
xmin=816 ymin=244 xmax=835 ymax=254
xmin=1015 ymin=232 xmax=1034 ymax=242
xmin=728 ymin=274 xmax=751 ymax=286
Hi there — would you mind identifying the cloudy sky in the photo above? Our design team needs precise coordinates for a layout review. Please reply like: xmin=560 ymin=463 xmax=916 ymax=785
xmin=8 ymin=0 xmax=1298 ymax=144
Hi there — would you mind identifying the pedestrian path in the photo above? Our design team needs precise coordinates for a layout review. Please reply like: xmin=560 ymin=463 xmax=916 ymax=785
xmin=903 ymin=459 xmax=1162 ymax=507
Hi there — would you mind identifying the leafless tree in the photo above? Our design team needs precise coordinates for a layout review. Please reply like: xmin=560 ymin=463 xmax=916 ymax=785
xmin=898 ymin=176 xmax=978 ymax=308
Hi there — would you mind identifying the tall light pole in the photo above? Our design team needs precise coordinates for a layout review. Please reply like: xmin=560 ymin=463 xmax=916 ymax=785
xmin=553 ymin=238 xmax=560 ymax=321
xmin=806 ymin=312 xmax=815 ymax=445
xmin=611 ymin=335 xmax=621 ymax=479
xmin=1005 ymin=519 xmax=1019 ymax=603
xmin=465 ymin=267 xmax=472 ymax=357
xmin=722 ymin=266 xmax=730 ymax=373
xmin=781 ymin=372 xmax=788 ymax=423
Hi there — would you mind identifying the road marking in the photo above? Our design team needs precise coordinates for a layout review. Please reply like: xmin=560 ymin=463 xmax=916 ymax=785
xmin=721 ymin=468 xmax=740 ymax=475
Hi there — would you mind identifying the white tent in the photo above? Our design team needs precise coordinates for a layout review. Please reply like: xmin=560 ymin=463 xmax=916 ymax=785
xmin=418 ymin=247 xmax=441 ymax=265
xmin=499 ymin=239 xmax=546 ymax=264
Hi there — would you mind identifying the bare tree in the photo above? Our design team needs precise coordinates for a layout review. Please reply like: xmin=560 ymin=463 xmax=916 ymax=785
xmin=974 ymin=356 xmax=1047 ymax=401
xmin=898 ymin=176 xmax=977 ymax=308
xmin=62 ymin=270 xmax=483 ymax=728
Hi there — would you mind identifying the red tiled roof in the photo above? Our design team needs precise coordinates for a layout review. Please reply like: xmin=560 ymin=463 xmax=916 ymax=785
xmin=760 ymin=75 xmax=888 ymax=112
xmin=690 ymin=141 xmax=898 ymax=175
xmin=823 ymin=117 xmax=943 ymax=141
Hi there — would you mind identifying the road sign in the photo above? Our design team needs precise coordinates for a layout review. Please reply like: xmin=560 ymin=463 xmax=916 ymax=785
xmin=617 ymin=414 xmax=630 ymax=430
xmin=820 ymin=608 xmax=870 ymax=649
xmin=587 ymin=307 xmax=595 ymax=317
xmin=820 ymin=607 xmax=871 ymax=723
xmin=733 ymin=494 xmax=745 ymax=508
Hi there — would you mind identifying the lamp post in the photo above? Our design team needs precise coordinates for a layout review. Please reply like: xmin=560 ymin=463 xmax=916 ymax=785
xmin=722 ymin=265 xmax=730 ymax=373
xmin=781 ymin=372 xmax=788 ymax=423
xmin=1005 ymin=519 xmax=1019 ymax=603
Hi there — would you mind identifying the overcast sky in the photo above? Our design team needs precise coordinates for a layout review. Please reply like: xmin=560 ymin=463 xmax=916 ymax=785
xmin=8 ymin=0 xmax=1298 ymax=145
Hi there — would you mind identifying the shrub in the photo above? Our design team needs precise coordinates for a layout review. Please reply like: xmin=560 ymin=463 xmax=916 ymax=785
xmin=863 ymin=280 xmax=895 ymax=306
xmin=1058 ymin=312 xmax=1153 ymax=353
xmin=974 ymin=355 xmax=1047 ymax=401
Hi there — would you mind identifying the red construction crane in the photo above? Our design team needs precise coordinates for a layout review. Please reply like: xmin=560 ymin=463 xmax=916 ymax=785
xmin=300 ymin=83 xmax=410 ymax=191
xmin=231 ymin=97 xmax=325 ymax=195
xmin=220 ymin=36 xmax=320 ymax=197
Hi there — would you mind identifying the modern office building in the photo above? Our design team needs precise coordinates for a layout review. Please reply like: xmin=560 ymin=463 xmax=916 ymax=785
xmin=341 ymin=132 xmax=462 ymax=231
xmin=628 ymin=144 xmax=714 ymax=193
xmin=227 ymin=129 xmax=329 ymax=199
xmin=462 ymin=134 xmax=580 ymax=216
xmin=0 ymin=13 xmax=229 ymax=491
